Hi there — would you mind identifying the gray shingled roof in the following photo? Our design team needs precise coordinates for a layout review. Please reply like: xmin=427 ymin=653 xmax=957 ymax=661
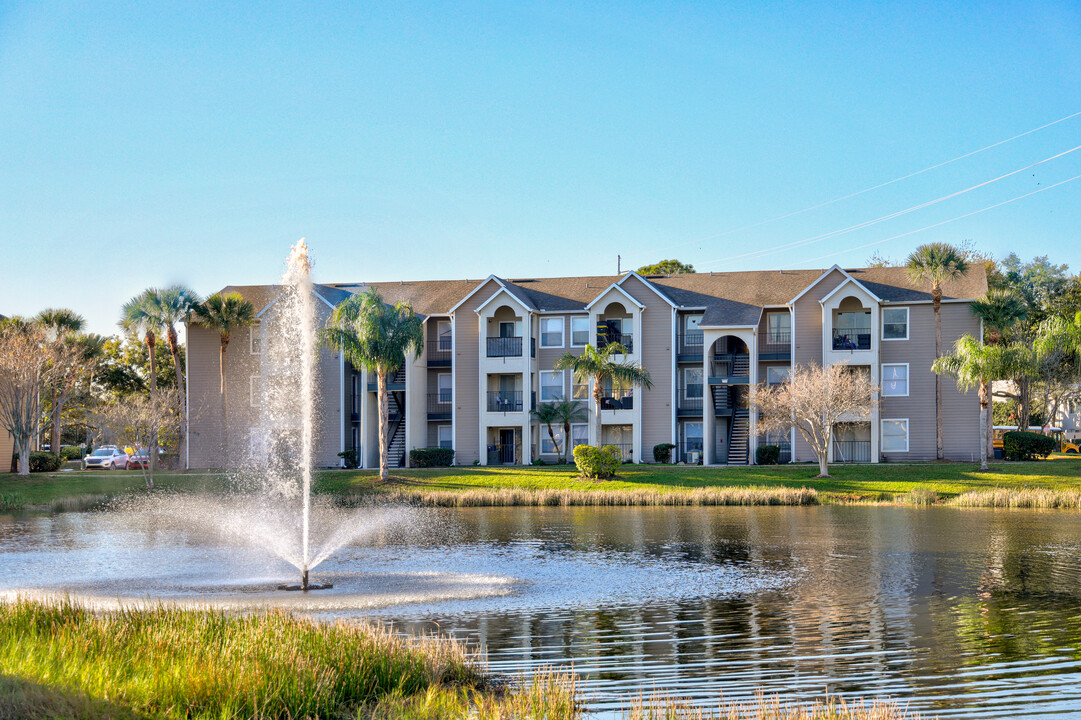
xmin=206 ymin=264 xmax=987 ymax=328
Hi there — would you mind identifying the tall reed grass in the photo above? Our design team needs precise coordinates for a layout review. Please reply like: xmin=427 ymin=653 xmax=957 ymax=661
xmin=343 ymin=486 xmax=819 ymax=508
xmin=949 ymin=487 xmax=1081 ymax=509
xmin=0 ymin=492 xmax=26 ymax=513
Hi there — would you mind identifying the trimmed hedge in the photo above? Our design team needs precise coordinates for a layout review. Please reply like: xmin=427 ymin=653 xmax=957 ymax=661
xmin=573 ymin=445 xmax=622 ymax=479
xmin=409 ymin=447 xmax=455 ymax=468
xmin=59 ymin=446 xmax=85 ymax=461
xmin=653 ymin=443 xmax=676 ymax=464
xmin=756 ymin=445 xmax=781 ymax=465
xmin=337 ymin=449 xmax=359 ymax=469
xmin=28 ymin=451 xmax=63 ymax=473
xmin=1002 ymin=431 xmax=1057 ymax=461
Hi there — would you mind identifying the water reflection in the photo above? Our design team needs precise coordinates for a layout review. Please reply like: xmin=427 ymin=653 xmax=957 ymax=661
xmin=1 ymin=505 xmax=1079 ymax=718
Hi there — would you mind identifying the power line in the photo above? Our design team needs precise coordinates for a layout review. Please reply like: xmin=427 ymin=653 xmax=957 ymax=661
xmin=628 ymin=108 xmax=1081 ymax=264
xmin=696 ymin=143 xmax=1081 ymax=268
xmin=788 ymin=172 xmax=1081 ymax=267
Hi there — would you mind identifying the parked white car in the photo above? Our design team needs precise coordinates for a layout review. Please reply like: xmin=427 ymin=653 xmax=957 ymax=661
xmin=83 ymin=446 xmax=129 ymax=470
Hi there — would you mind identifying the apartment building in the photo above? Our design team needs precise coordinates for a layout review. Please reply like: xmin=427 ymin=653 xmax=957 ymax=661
xmin=185 ymin=264 xmax=988 ymax=469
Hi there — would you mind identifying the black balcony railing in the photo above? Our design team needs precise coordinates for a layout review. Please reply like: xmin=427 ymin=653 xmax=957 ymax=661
xmin=599 ymin=389 xmax=634 ymax=410
xmin=487 ymin=336 xmax=523 ymax=357
xmin=761 ymin=330 xmax=791 ymax=355
xmin=427 ymin=393 xmax=452 ymax=419
xmin=677 ymin=387 xmax=703 ymax=413
xmin=677 ymin=330 xmax=704 ymax=357
xmin=679 ymin=441 xmax=704 ymax=464
xmin=597 ymin=333 xmax=633 ymax=353
xmin=601 ymin=443 xmax=634 ymax=461
xmin=487 ymin=391 xmax=523 ymax=412
xmin=428 ymin=336 xmax=452 ymax=365
xmin=833 ymin=440 xmax=871 ymax=463
xmin=832 ymin=328 xmax=871 ymax=351
xmin=487 ymin=443 xmax=519 ymax=465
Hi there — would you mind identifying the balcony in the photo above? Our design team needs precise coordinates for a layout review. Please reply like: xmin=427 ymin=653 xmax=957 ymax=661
xmin=599 ymin=389 xmax=634 ymax=410
xmin=760 ymin=330 xmax=791 ymax=360
xmin=427 ymin=392 xmax=452 ymax=420
xmin=597 ymin=333 xmax=633 ymax=354
xmin=832 ymin=440 xmax=871 ymax=463
xmin=486 ymin=336 xmax=535 ymax=358
xmin=487 ymin=391 xmax=524 ymax=412
xmin=428 ymin=336 xmax=452 ymax=366
xmin=832 ymin=327 xmax=871 ymax=351
xmin=677 ymin=330 xmax=704 ymax=361
xmin=676 ymin=387 xmax=703 ymax=416
xmin=678 ymin=440 xmax=704 ymax=464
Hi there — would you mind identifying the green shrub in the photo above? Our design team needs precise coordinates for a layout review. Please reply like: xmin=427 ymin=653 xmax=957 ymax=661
xmin=756 ymin=445 xmax=780 ymax=465
xmin=28 ymin=451 xmax=62 ymax=473
xmin=409 ymin=447 xmax=455 ymax=468
xmin=1002 ymin=431 xmax=1057 ymax=461
xmin=653 ymin=443 xmax=676 ymax=463
xmin=573 ymin=445 xmax=622 ymax=479
xmin=59 ymin=446 xmax=85 ymax=461
xmin=337 ymin=449 xmax=359 ymax=469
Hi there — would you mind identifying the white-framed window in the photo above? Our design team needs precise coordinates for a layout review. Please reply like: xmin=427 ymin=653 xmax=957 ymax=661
xmin=572 ymin=376 xmax=588 ymax=400
xmin=437 ymin=373 xmax=452 ymax=403
xmin=540 ymin=317 xmax=564 ymax=347
xmin=570 ymin=316 xmax=590 ymax=346
xmin=881 ymin=419 xmax=909 ymax=452
xmin=683 ymin=367 xmax=703 ymax=398
xmin=437 ymin=425 xmax=452 ymax=450
xmin=249 ymin=429 xmax=266 ymax=459
xmin=540 ymin=370 xmax=565 ymax=401
xmin=767 ymin=312 xmax=791 ymax=344
xmin=766 ymin=366 xmax=790 ymax=385
xmin=436 ymin=320 xmax=451 ymax=351
xmin=882 ymin=307 xmax=909 ymax=340
xmin=570 ymin=423 xmax=588 ymax=449
xmin=881 ymin=364 xmax=909 ymax=397
xmin=540 ymin=424 xmax=565 ymax=454
xmin=250 ymin=323 xmax=261 ymax=354
xmin=250 ymin=375 xmax=261 ymax=407
xmin=684 ymin=421 xmax=703 ymax=451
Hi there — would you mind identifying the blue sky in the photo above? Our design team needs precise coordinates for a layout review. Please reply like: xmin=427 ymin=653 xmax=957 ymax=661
xmin=2 ymin=1 xmax=1080 ymax=334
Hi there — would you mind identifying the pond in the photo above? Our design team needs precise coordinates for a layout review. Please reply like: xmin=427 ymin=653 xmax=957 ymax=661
xmin=2 ymin=504 xmax=1080 ymax=717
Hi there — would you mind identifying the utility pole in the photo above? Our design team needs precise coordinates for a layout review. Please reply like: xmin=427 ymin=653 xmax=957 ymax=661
xmin=617 ymin=255 xmax=621 ymax=274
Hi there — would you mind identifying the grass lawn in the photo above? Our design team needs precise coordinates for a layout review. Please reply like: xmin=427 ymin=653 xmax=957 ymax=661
xmin=3 ymin=455 xmax=1081 ymax=510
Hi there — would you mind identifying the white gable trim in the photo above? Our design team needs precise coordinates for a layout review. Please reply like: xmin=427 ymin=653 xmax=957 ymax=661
xmin=255 ymin=287 xmax=334 ymax=319
xmin=585 ymin=282 xmax=646 ymax=311
xmin=616 ymin=272 xmax=677 ymax=307
xmin=311 ymin=287 xmax=339 ymax=309
xmin=787 ymin=265 xmax=857 ymax=305
xmin=448 ymin=276 xmax=503 ymax=314
xmin=474 ymin=287 xmax=532 ymax=315
xmin=818 ymin=276 xmax=882 ymax=305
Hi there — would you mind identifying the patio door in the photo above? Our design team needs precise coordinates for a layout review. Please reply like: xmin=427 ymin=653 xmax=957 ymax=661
xmin=499 ymin=428 xmax=516 ymax=464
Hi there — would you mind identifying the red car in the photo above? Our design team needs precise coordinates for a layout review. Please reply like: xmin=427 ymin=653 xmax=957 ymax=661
xmin=127 ymin=453 xmax=150 ymax=470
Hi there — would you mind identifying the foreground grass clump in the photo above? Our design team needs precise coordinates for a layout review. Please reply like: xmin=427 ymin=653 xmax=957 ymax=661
xmin=0 ymin=599 xmax=480 ymax=720
xmin=345 ymin=486 xmax=819 ymax=508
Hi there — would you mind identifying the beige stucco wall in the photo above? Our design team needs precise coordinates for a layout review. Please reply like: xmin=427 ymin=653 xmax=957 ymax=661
xmin=619 ymin=275 xmax=676 ymax=460
xmin=0 ymin=429 xmax=14 ymax=472
xmin=452 ymin=279 xmax=499 ymax=465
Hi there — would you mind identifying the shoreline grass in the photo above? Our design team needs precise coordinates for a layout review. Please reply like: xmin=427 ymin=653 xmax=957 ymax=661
xmin=1 ymin=454 xmax=1080 ymax=512
xmin=0 ymin=599 xmax=930 ymax=720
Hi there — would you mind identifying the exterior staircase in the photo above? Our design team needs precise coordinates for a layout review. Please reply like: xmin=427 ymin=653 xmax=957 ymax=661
xmin=387 ymin=368 xmax=407 ymax=468
xmin=732 ymin=353 xmax=750 ymax=377
xmin=711 ymin=384 xmax=730 ymax=414
xmin=728 ymin=409 xmax=749 ymax=464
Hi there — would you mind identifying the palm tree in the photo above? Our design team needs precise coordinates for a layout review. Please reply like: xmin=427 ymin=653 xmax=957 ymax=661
xmin=320 ymin=288 xmax=424 ymax=481
xmin=148 ymin=286 xmax=202 ymax=462
xmin=35 ymin=308 xmax=86 ymax=453
xmin=531 ymin=402 xmax=563 ymax=462
xmin=970 ymin=289 xmax=1028 ymax=456
xmin=906 ymin=242 xmax=969 ymax=460
xmin=190 ymin=292 xmax=256 ymax=469
xmin=122 ymin=290 xmax=166 ymax=473
xmin=934 ymin=336 xmax=1030 ymax=471
xmin=550 ymin=398 xmax=586 ymax=463
xmin=554 ymin=343 xmax=653 ymax=449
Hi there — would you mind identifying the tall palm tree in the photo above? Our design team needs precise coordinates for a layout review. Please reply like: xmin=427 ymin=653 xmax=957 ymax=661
xmin=190 ymin=292 xmax=256 ymax=469
xmin=150 ymin=286 xmax=202 ymax=461
xmin=122 ymin=290 xmax=166 ymax=472
xmin=320 ymin=288 xmax=424 ymax=481
xmin=970 ymin=289 xmax=1028 ymax=455
xmin=906 ymin=242 xmax=969 ymax=460
xmin=554 ymin=343 xmax=653 ymax=448
xmin=550 ymin=398 xmax=587 ymax=463
xmin=531 ymin=402 xmax=563 ymax=463
xmin=934 ymin=336 xmax=1030 ymax=471
xmin=35 ymin=308 xmax=86 ymax=453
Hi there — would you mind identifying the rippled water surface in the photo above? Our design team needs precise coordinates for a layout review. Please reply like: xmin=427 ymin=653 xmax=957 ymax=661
xmin=2 ymin=505 xmax=1080 ymax=717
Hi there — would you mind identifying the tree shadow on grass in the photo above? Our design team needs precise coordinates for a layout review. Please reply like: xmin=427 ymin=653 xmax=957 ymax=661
xmin=0 ymin=674 xmax=144 ymax=720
